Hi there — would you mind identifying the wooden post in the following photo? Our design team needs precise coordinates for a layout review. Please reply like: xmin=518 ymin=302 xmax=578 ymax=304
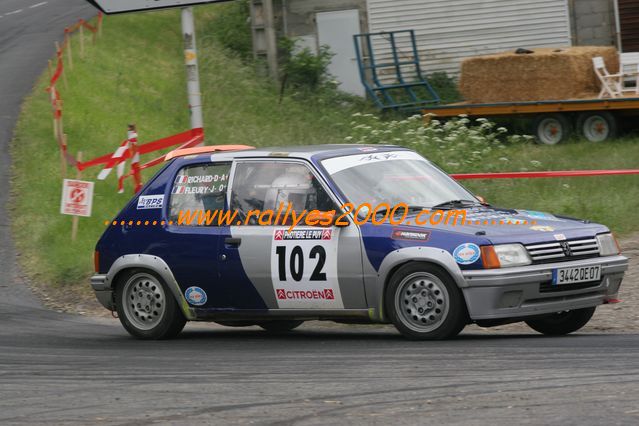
xmin=79 ymin=23 xmax=85 ymax=58
xmin=50 ymin=87 xmax=58 ymax=139
xmin=61 ymin=134 xmax=68 ymax=179
xmin=71 ymin=151 xmax=82 ymax=242
xmin=48 ymin=61 xmax=56 ymax=138
xmin=53 ymin=116 xmax=58 ymax=140
xmin=55 ymin=42 xmax=68 ymax=89
xmin=56 ymin=100 xmax=64 ymax=144
xmin=66 ymin=33 xmax=73 ymax=70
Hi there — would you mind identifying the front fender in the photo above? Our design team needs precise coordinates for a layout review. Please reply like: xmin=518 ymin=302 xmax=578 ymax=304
xmin=104 ymin=254 xmax=196 ymax=320
xmin=373 ymin=247 xmax=470 ymax=321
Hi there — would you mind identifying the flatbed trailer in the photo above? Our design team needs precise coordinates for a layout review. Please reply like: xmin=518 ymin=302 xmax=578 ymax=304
xmin=421 ymin=96 xmax=639 ymax=144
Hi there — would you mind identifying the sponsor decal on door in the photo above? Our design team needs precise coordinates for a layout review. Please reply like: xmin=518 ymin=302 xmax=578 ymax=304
xmin=270 ymin=228 xmax=343 ymax=309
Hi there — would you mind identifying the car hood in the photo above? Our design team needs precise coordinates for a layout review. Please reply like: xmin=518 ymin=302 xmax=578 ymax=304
xmin=407 ymin=207 xmax=609 ymax=245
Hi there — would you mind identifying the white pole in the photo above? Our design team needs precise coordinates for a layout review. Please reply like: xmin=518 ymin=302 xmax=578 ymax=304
xmin=181 ymin=7 xmax=204 ymax=135
xmin=613 ymin=0 xmax=622 ymax=51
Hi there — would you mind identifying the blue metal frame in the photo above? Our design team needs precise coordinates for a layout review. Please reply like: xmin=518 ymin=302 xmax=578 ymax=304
xmin=354 ymin=30 xmax=441 ymax=111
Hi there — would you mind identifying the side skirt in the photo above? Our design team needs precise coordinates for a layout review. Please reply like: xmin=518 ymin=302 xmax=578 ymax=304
xmin=191 ymin=308 xmax=374 ymax=322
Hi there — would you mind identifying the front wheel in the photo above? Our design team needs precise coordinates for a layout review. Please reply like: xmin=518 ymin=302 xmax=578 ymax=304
xmin=385 ymin=263 xmax=467 ymax=340
xmin=525 ymin=307 xmax=596 ymax=336
xmin=115 ymin=269 xmax=186 ymax=340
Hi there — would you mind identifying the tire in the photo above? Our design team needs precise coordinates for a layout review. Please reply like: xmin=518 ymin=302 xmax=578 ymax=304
xmin=532 ymin=114 xmax=572 ymax=145
xmin=385 ymin=262 xmax=468 ymax=340
xmin=258 ymin=320 xmax=304 ymax=332
xmin=576 ymin=112 xmax=618 ymax=142
xmin=525 ymin=307 xmax=596 ymax=336
xmin=115 ymin=269 xmax=186 ymax=340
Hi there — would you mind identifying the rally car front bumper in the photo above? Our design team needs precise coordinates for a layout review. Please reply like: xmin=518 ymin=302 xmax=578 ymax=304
xmin=461 ymin=255 xmax=628 ymax=320
xmin=91 ymin=275 xmax=112 ymax=310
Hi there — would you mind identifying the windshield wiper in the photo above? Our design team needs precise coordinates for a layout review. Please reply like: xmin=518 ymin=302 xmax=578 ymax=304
xmin=431 ymin=199 xmax=483 ymax=210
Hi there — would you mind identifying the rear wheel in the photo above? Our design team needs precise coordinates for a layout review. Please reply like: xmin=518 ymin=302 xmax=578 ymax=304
xmin=525 ymin=307 xmax=596 ymax=336
xmin=385 ymin=263 xmax=467 ymax=340
xmin=532 ymin=114 xmax=573 ymax=145
xmin=576 ymin=112 xmax=617 ymax=142
xmin=258 ymin=320 xmax=304 ymax=332
xmin=115 ymin=269 xmax=186 ymax=340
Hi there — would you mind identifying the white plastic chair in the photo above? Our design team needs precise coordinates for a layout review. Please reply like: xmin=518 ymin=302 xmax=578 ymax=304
xmin=593 ymin=56 xmax=623 ymax=99
xmin=619 ymin=52 xmax=639 ymax=94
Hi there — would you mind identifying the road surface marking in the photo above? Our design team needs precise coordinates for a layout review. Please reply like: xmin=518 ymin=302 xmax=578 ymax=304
xmin=5 ymin=9 xmax=23 ymax=16
xmin=30 ymin=2 xmax=48 ymax=8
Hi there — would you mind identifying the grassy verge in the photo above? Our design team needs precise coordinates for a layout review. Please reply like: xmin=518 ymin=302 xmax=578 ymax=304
xmin=11 ymin=6 xmax=639 ymax=288
xmin=461 ymin=138 xmax=639 ymax=234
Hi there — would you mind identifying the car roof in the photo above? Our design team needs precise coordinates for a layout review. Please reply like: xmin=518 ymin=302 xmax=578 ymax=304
xmin=170 ymin=144 xmax=410 ymax=164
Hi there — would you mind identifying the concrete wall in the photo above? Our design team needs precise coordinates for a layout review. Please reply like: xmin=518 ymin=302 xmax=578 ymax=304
xmin=570 ymin=0 xmax=618 ymax=47
xmin=278 ymin=0 xmax=367 ymax=43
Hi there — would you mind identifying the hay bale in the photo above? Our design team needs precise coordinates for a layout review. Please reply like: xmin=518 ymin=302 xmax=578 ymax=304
xmin=459 ymin=47 xmax=619 ymax=103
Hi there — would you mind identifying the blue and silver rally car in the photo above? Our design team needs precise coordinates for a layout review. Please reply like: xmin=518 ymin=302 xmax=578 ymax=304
xmin=92 ymin=145 xmax=628 ymax=340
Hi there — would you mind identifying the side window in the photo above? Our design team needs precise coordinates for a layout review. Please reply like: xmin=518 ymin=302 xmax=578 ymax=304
xmin=230 ymin=162 xmax=335 ymax=224
xmin=168 ymin=163 xmax=231 ymax=225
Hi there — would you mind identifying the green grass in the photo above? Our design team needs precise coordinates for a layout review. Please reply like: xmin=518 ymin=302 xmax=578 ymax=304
xmin=10 ymin=7 xmax=639 ymax=287
xmin=461 ymin=138 xmax=639 ymax=234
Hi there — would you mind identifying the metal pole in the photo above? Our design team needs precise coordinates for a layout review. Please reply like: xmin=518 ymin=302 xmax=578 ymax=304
xmin=181 ymin=7 xmax=204 ymax=134
xmin=613 ymin=0 xmax=622 ymax=51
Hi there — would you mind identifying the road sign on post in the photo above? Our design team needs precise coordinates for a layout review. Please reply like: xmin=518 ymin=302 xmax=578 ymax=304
xmin=86 ymin=0 xmax=232 ymax=14
xmin=61 ymin=179 xmax=94 ymax=217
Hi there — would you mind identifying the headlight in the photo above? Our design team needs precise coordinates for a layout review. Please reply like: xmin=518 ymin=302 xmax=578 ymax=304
xmin=485 ymin=244 xmax=531 ymax=268
xmin=597 ymin=233 xmax=620 ymax=256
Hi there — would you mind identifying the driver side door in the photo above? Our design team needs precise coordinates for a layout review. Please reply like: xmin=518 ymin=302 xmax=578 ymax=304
xmin=218 ymin=159 xmax=368 ymax=311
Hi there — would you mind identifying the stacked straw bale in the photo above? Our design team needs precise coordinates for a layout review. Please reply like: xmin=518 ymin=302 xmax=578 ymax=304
xmin=459 ymin=47 xmax=619 ymax=103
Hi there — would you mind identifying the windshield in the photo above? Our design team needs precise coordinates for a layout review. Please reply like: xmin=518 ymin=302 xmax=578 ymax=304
xmin=321 ymin=151 xmax=476 ymax=208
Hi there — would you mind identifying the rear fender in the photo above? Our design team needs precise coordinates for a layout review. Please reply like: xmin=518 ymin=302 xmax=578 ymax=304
xmin=105 ymin=254 xmax=196 ymax=320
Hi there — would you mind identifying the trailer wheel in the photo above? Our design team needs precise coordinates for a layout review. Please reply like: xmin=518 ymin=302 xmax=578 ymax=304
xmin=532 ymin=114 xmax=572 ymax=145
xmin=576 ymin=112 xmax=617 ymax=142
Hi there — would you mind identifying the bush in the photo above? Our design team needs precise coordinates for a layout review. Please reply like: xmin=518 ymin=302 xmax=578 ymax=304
xmin=427 ymin=72 xmax=462 ymax=104
xmin=345 ymin=113 xmax=537 ymax=172
xmin=207 ymin=0 xmax=252 ymax=59
xmin=279 ymin=37 xmax=335 ymax=91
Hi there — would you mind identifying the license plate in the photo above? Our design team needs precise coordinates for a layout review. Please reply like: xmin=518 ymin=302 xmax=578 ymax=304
xmin=552 ymin=265 xmax=601 ymax=285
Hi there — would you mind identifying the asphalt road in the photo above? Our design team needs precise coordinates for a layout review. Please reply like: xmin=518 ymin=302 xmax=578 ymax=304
xmin=1 ymin=2 xmax=639 ymax=425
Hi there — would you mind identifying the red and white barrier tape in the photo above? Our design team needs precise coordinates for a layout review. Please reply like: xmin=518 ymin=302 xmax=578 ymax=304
xmin=97 ymin=139 xmax=129 ymax=180
xmin=117 ymin=132 xmax=204 ymax=193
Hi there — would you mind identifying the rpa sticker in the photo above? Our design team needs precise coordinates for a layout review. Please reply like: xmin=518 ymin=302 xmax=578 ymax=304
xmin=453 ymin=243 xmax=481 ymax=265
xmin=185 ymin=287 xmax=207 ymax=306
xmin=137 ymin=195 xmax=164 ymax=210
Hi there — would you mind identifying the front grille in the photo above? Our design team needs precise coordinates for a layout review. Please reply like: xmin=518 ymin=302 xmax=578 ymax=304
xmin=525 ymin=237 xmax=600 ymax=264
